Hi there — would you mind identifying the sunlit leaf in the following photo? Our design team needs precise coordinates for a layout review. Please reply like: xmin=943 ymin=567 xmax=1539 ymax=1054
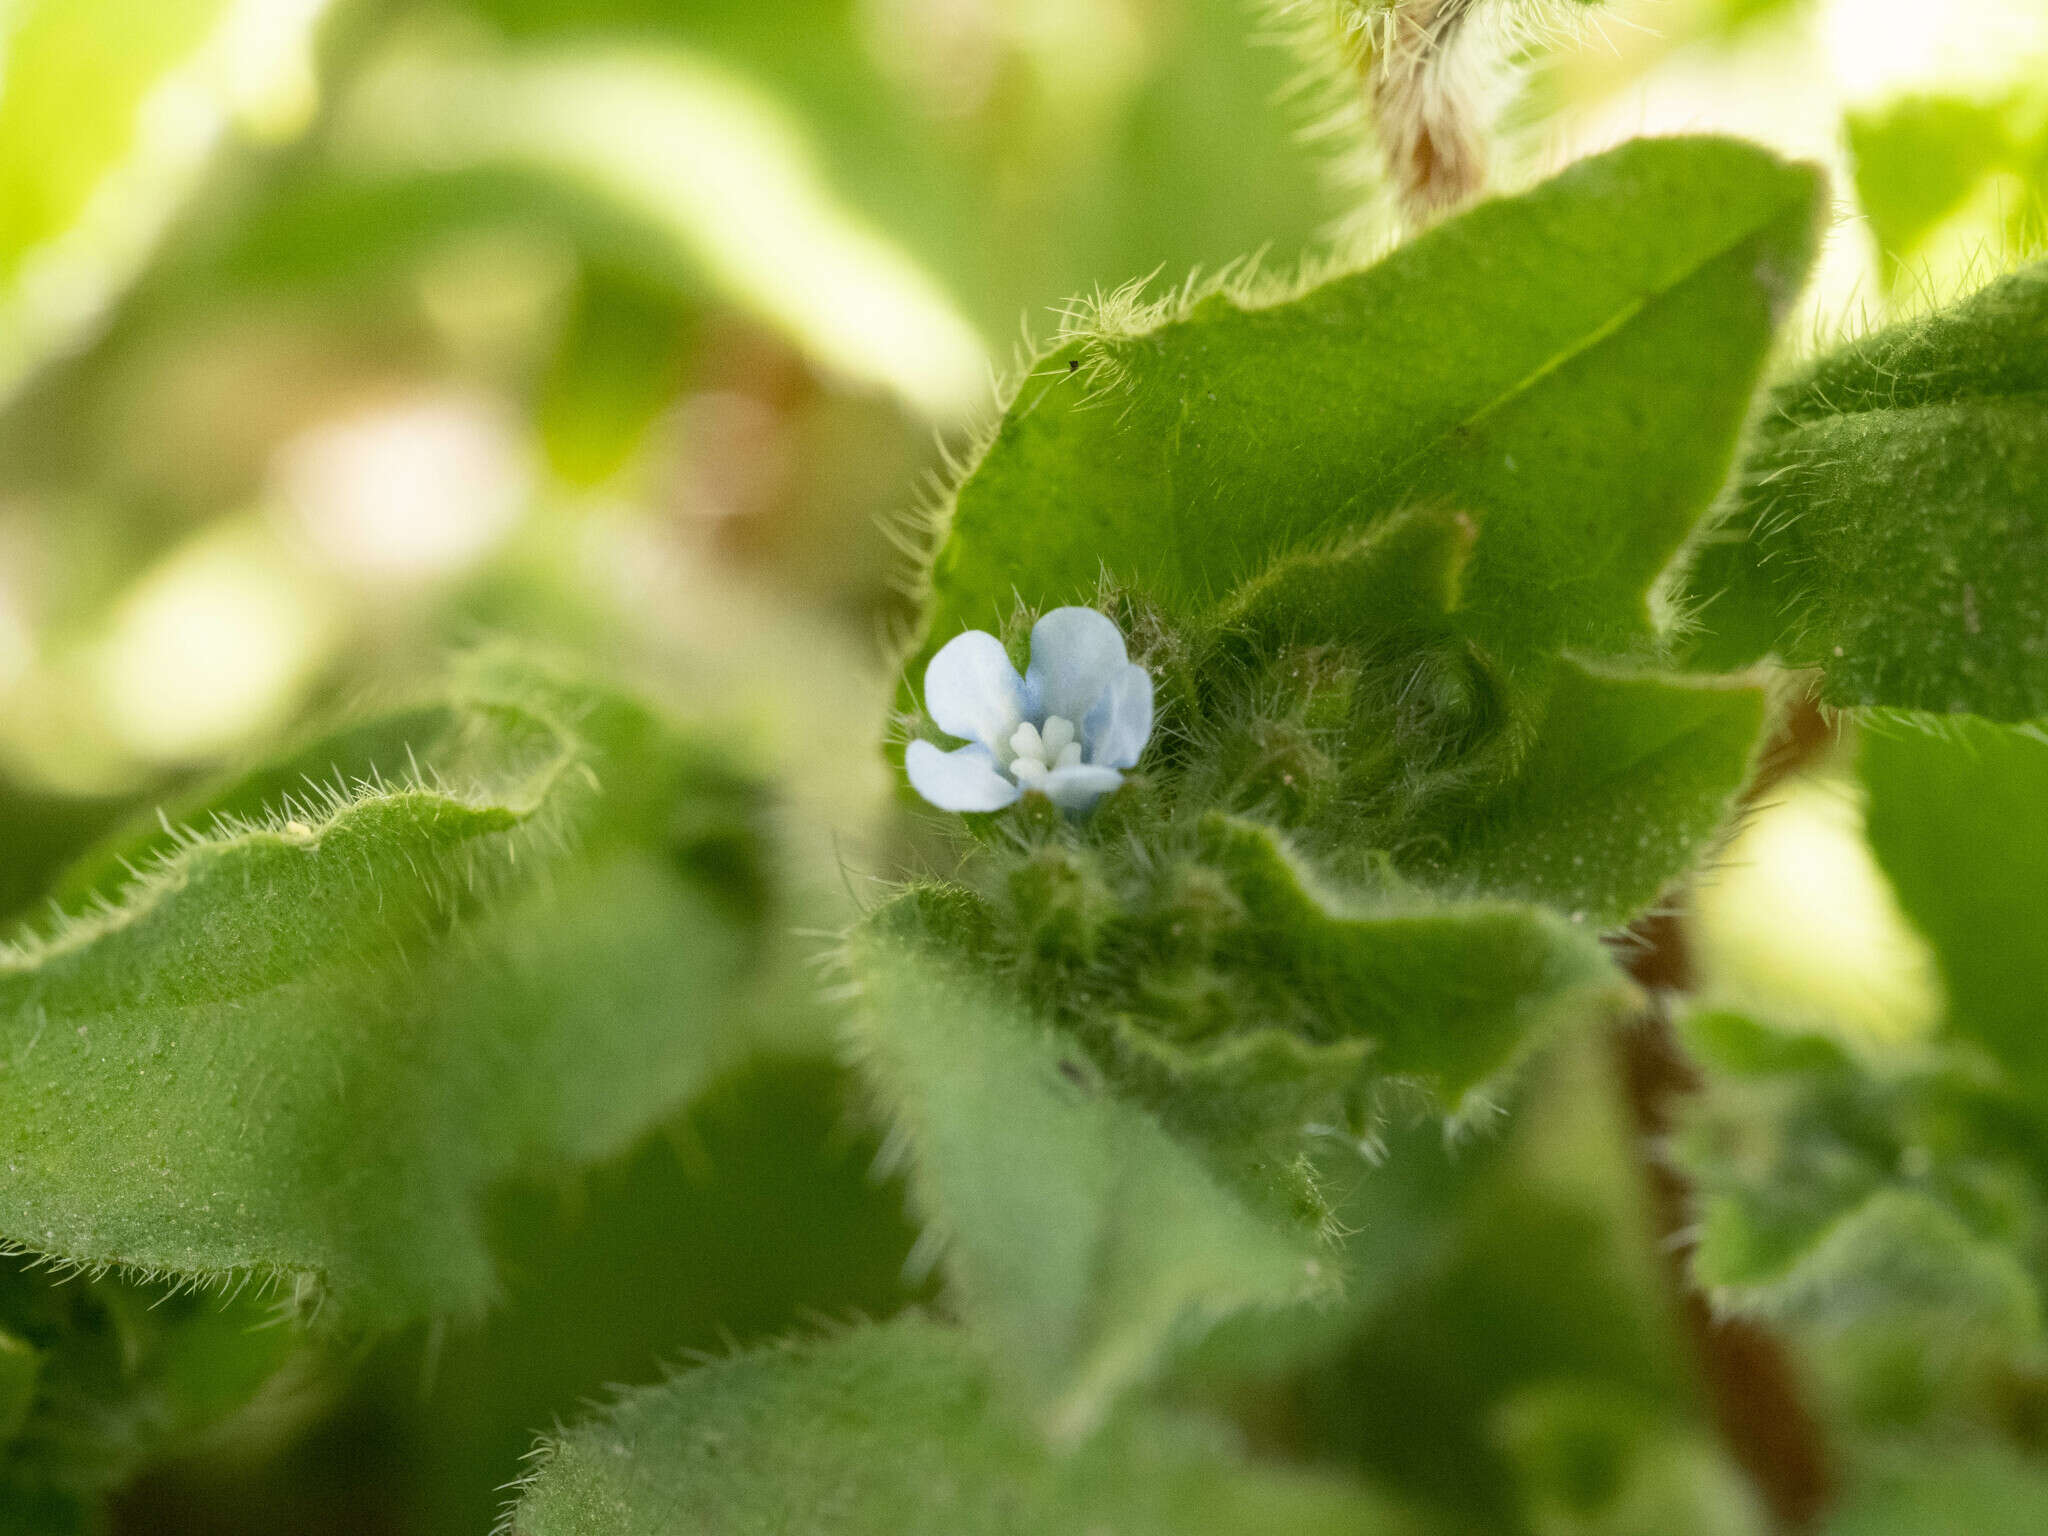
xmin=926 ymin=136 xmax=1821 ymax=664
xmin=1862 ymin=715 xmax=2048 ymax=1089
xmin=0 ymin=0 xmax=331 ymax=404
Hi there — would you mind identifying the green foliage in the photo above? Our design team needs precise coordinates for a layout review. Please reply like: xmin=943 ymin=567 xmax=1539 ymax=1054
xmin=927 ymin=135 xmax=1821 ymax=663
xmin=7 ymin=0 xmax=2048 ymax=1524
xmin=508 ymin=1315 xmax=1429 ymax=1536
xmin=1412 ymin=660 xmax=1767 ymax=927
xmin=1823 ymin=1448 xmax=2048 ymax=1536
xmin=0 ymin=1256 xmax=306 ymax=1531
xmin=453 ymin=0 xmax=1339 ymax=343
xmin=1673 ymin=1007 xmax=2048 ymax=1436
xmin=0 ymin=0 xmax=224 ymax=288
xmin=0 ymin=661 xmax=790 ymax=1326
xmin=1291 ymin=1038 xmax=1757 ymax=1532
xmin=848 ymin=921 xmax=1333 ymax=1441
xmin=1682 ymin=261 xmax=2048 ymax=717
xmin=1863 ymin=716 xmax=2048 ymax=1091
xmin=1847 ymin=93 xmax=2048 ymax=290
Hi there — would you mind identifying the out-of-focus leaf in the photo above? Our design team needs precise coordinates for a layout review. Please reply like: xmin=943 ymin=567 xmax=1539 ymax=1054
xmin=0 ymin=1256 xmax=313 ymax=1532
xmin=1494 ymin=1380 xmax=1767 ymax=1536
xmin=1682 ymin=262 xmax=2048 ymax=717
xmin=0 ymin=779 xmax=130 ymax=930
xmin=533 ymin=266 xmax=694 ymax=486
xmin=1863 ymin=716 xmax=2048 ymax=1090
xmin=460 ymin=0 xmax=1340 ymax=340
xmin=1824 ymin=1448 xmax=2048 ymax=1536
xmin=1847 ymin=95 xmax=2029 ymax=284
xmin=93 ymin=1058 xmax=926 ymax=1535
xmin=1673 ymin=1008 xmax=2048 ymax=1433
xmin=1291 ymin=1038 xmax=1733 ymax=1529
xmin=847 ymin=915 xmax=1331 ymax=1441
xmin=320 ymin=44 xmax=987 ymax=420
xmin=925 ymin=136 xmax=1821 ymax=664
xmin=508 ymin=1315 xmax=1433 ymax=1536
xmin=0 ymin=0 xmax=332 ymax=404
xmin=0 ymin=661 xmax=796 ymax=1326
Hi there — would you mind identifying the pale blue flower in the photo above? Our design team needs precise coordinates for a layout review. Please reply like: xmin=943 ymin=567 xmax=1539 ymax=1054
xmin=907 ymin=607 xmax=1154 ymax=814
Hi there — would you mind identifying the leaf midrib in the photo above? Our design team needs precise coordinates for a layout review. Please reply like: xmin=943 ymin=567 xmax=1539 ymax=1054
xmin=1333 ymin=198 xmax=1806 ymax=525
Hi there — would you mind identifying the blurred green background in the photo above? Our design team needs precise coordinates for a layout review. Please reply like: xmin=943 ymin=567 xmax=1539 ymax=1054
xmin=1 ymin=0 xmax=2045 ymax=1529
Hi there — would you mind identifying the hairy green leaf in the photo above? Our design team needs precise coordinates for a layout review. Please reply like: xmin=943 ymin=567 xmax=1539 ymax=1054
xmin=0 ymin=666 xmax=790 ymax=1325
xmin=1412 ymin=659 xmax=1766 ymax=926
xmin=1163 ymin=814 xmax=1634 ymax=1105
xmin=1683 ymin=262 xmax=2048 ymax=717
xmin=927 ymin=135 xmax=1821 ymax=662
xmin=848 ymin=918 xmax=1332 ymax=1441
xmin=509 ymin=1316 xmax=1430 ymax=1536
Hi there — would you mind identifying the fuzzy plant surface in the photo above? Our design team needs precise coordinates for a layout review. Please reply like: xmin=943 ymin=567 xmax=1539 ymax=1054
xmin=8 ymin=3 xmax=2048 ymax=1533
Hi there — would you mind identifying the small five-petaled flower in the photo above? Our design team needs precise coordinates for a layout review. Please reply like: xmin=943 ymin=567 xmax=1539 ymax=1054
xmin=907 ymin=606 xmax=1154 ymax=814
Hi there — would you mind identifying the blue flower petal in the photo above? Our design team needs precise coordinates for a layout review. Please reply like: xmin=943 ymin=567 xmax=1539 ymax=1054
xmin=1025 ymin=607 xmax=1127 ymax=724
xmin=1036 ymin=763 xmax=1124 ymax=814
xmin=924 ymin=629 xmax=1026 ymax=756
xmin=1082 ymin=663 xmax=1153 ymax=770
xmin=905 ymin=740 xmax=1022 ymax=811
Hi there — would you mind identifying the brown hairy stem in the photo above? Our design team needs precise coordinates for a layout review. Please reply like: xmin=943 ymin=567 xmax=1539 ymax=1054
xmin=1362 ymin=0 xmax=1492 ymax=219
xmin=1615 ymin=688 xmax=1838 ymax=1531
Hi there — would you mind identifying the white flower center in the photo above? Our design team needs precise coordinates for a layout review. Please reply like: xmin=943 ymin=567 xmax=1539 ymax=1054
xmin=1007 ymin=714 xmax=1083 ymax=786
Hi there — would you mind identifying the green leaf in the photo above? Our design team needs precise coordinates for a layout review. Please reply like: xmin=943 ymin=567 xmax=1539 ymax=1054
xmin=0 ymin=0 xmax=327 ymax=404
xmin=456 ymin=0 xmax=1340 ymax=343
xmin=0 ymin=1329 xmax=35 ymax=1445
xmin=848 ymin=829 xmax=1634 ymax=1440
xmin=926 ymin=135 xmax=1822 ymax=663
xmin=1168 ymin=814 xmax=1634 ymax=1107
xmin=1411 ymin=658 xmax=1766 ymax=927
xmin=1681 ymin=262 xmax=2048 ymax=717
xmin=1847 ymin=96 xmax=2024 ymax=284
xmin=354 ymin=1058 xmax=926 ymax=1535
xmin=848 ymin=918 xmax=1332 ymax=1442
xmin=0 ymin=1256 xmax=307 ymax=1528
xmin=1292 ymin=1036 xmax=1726 ymax=1528
xmin=1825 ymin=1448 xmax=2048 ymax=1536
xmin=1493 ymin=1381 xmax=1768 ymax=1536
xmin=508 ymin=1315 xmax=1431 ymax=1536
xmin=0 ymin=664 xmax=790 ymax=1326
xmin=1671 ymin=1007 xmax=2048 ymax=1431
xmin=212 ymin=0 xmax=1341 ymax=421
xmin=1674 ymin=1011 xmax=1904 ymax=1298
xmin=1863 ymin=716 xmax=2048 ymax=1090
